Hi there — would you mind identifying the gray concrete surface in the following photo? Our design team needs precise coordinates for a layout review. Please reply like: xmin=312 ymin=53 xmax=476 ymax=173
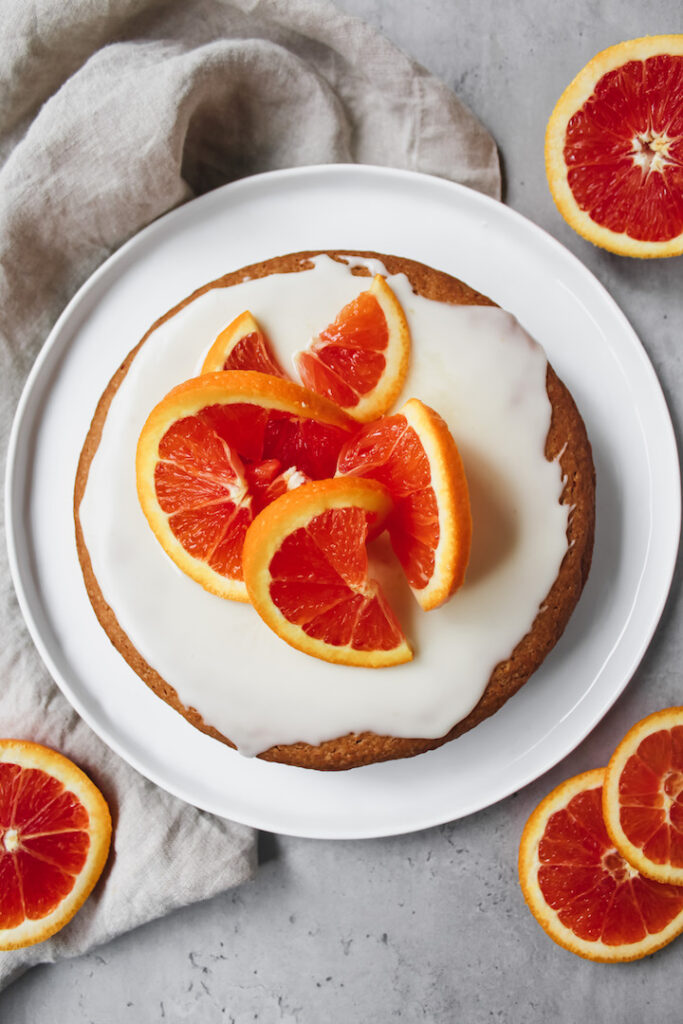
xmin=4 ymin=1 xmax=683 ymax=1021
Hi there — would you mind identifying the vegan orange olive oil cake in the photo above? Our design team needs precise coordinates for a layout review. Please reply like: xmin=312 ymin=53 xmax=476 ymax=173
xmin=75 ymin=251 xmax=594 ymax=769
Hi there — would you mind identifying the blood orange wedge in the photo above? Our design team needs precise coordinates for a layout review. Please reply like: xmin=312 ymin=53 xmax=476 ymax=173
xmin=201 ymin=311 xmax=286 ymax=377
xmin=242 ymin=478 xmax=412 ymax=667
xmin=546 ymin=36 xmax=683 ymax=257
xmin=603 ymin=708 xmax=683 ymax=885
xmin=294 ymin=275 xmax=410 ymax=422
xmin=336 ymin=398 xmax=471 ymax=611
xmin=0 ymin=740 xmax=111 ymax=951
xmin=519 ymin=768 xmax=683 ymax=962
xmin=136 ymin=371 xmax=356 ymax=601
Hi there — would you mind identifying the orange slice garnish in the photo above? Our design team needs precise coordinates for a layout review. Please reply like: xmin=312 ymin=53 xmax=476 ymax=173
xmin=603 ymin=708 xmax=683 ymax=886
xmin=336 ymin=398 xmax=471 ymax=610
xmin=294 ymin=275 xmax=410 ymax=421
xmin=201 ymin=311 xmax=286 ymax=377
xmin=519 ymin=768 xmax=683 ymax=962
xmin=546 ymin=36 xmax=683 ymax=257
xmin=0 ymin=740 xmax=111 ymax=951
xmin=136 ymin=371 xmax=356 ymax=601
xmin=242 ymin=478 xmax=412 ymax=667
xmin=202 ymin=275 xmax=411 ymax=422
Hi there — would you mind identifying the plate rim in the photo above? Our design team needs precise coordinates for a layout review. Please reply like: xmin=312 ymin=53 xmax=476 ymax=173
xmin=5 ymin=163 xmax=681 ymax=838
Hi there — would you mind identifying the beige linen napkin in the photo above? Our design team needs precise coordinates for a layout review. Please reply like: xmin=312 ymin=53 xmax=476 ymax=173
xmin=0 ymin=0 xmax=500 ymax=990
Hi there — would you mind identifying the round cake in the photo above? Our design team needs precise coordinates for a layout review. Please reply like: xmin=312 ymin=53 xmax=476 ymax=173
xmin=74 ymin=251 xmax=595 ymax=770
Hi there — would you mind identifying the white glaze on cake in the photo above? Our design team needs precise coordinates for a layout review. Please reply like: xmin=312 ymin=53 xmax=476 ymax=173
xmin=79 ymin=256 xmax=568 ymax=756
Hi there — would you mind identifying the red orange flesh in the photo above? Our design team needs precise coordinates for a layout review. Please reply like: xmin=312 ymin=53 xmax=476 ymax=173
xmin=519 ymin=768 xmax=683 ymax=961
xmin=546 ymin=36 xmax=683 ymax=257
xmin=604 ymin=708 xmax=683 ymax=885
xmin=295 ymin=275 xmax=410 ymax=421
xmin=337 ymin=398 xmax=471 ymax=610
xmin=201 ymin=311 xmax=286 ymax=377
xmin=242 ymin=478 xmax=412 ymax=667
xmin=0 ymin=740 xmax=111 ymax=950
xmin=136 ymin=371 xmax=356 ymax=600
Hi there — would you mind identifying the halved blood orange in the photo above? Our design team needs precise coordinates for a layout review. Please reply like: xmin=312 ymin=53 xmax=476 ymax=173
xmin=136 ymin=371 xmax=356 ymax=601
xmin=0 ymin=740 xmax=111 ymax=951
xmin=546 ymin=36 xmax=683 ymax=257
xmin=603 ymin=708 xmax=683 ymax=885
xmin=519 ymin=768 xmax=683 ymax=962
xmin=242 ymin=478 xmax=412 ymax=667
xmin=294 ymin=275 xmax=410 ymax=421
xmin=201 ymin=311 xmax=286 ymax=377
xmin=336 ymin=398 xmax=471 ymax=610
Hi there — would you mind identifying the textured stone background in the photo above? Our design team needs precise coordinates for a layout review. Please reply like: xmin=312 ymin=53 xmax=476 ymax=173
xmin=3 ymin=1 xmax=683 ymax=1020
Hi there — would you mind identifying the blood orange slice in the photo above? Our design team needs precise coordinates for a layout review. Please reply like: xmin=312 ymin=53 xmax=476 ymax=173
xmin=546 ymin=36 xmax=683 ymax=257
xmin=603 ymin=708 xmax=683 ymax=885
xmin=242 ymin=478 xmax=412 ymax=667
xmin=294 ymin=275 xmax=410 ymax=421
xmin=201 ymin=311 xmax=286 ymax=377
xmin=519 ymin=768 xmax=683 ymax=962
xmin=136 ymin=371 xmax=356 ymax=601
xmin=336 ymin=398 xmax=471 ymax=610
xmin=0 ymin=740 xmax=111 ymax=951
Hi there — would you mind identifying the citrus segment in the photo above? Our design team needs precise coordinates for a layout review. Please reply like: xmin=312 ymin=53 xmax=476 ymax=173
xmin=336 ymin=398 xmax=471 ymax=610
xmin=242 ymin=478 xmax=412 ymax=667
xmin=201 ymin=311 xmax=286 ymax=377
xmin=136 ymin=372 xmax=356 ymax=601
xmin=0 ymin=740 xmax=111 ymax=951
xmin=546 ymin=36 xmax=683 ymax=257
xmin=294 ymin=275 xmax=410 ymax=421
xmin=519 ymin=768 xmax=683 ymax=962
xmin=604 ymin=708 xmax=683 ymax=885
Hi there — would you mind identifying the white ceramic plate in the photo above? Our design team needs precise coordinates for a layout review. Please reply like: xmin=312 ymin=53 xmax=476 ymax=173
xmin=6 ymin=165 xmax=680 ymax=839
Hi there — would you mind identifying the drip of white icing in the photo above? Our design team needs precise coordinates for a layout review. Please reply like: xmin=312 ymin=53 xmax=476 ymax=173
xmin=80 ymin=255 xmax=568 ymax=757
